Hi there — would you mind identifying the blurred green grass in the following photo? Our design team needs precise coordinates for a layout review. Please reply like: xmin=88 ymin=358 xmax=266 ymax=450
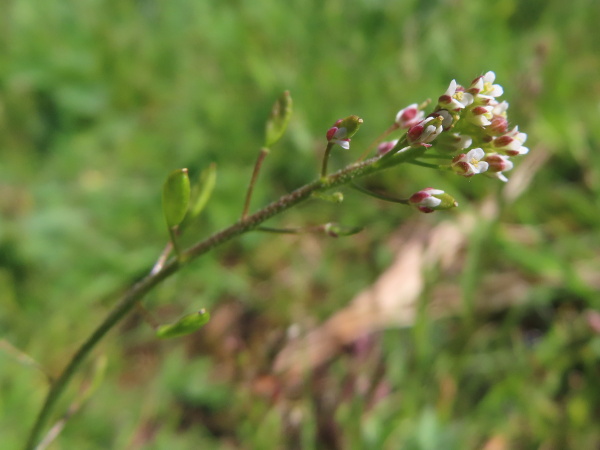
xmin=1 ymin=0 xmax=600 ymax=448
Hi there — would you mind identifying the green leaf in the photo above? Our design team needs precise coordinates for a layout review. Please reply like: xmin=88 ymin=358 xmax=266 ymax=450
xmin=324 ymin=223 xmax=364 ymax=237
xmin=162 ymin=168 xmax=191 ymax=228
xmin=189 ymin=163 xmax=217 ymax=218
xmin=156 ymin=309 xmax=211 ymax=339
xmin=265 ymin=90 xmax=293 ymax=147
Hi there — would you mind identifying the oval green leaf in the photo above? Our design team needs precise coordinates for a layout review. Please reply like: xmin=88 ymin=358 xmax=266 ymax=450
xmin=162 ymin=168 xmax=191 ymax=228
xmin=156 ymin=309 xmax=211 ymax=339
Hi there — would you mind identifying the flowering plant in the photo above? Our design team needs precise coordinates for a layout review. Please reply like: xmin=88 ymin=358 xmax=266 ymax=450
xmin=25 ymin=72 xmax=528 ymax=449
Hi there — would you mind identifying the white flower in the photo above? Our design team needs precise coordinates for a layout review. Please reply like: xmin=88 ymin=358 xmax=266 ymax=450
xmin=481 ymin=71 xmax=504 ymax=97
xmin=468 ymin=71 xmax=504 ymax=99
xmin=451 ymin=148 xmax=489 ymax=177
xmin=438 ymin=80 xmax=474 ymax=112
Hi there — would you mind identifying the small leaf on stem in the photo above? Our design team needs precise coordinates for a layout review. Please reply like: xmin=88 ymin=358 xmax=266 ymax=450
xmin=156 ymin=309 xmax=211 ymax=339
xmin=265 ymin=91 xmax=293 ymax=147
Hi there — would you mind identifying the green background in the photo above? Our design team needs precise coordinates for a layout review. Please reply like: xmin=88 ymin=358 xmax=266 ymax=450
xmin=2 ymin=0 xmax=600 ymax=448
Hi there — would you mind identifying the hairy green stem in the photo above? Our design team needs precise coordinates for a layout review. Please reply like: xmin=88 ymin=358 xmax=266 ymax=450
xmin=25 ymin=144 xmax=424 ymax=449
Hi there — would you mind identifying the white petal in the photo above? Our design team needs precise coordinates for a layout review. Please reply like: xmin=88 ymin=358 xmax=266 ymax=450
xmin=469 ymin=148 xmax=485 ymax=160
xmin=445 ymin=80 xmax=457 ymax=96
xmin=476 ymin=161 xmax=489 ymax=173
xmin=335 ymin=139 xmax=350 ymax=150
xmin=484 ymin=71 xmax=496 ymax=83
xmin=422 ymin=196 xmax=442 ymax=208
xmin=489 ymin=85 xmax=504 ymax=97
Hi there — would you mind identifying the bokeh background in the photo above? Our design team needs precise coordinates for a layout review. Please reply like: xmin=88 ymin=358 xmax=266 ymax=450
xmin=2 ymin=0 xmax=600 ymax=448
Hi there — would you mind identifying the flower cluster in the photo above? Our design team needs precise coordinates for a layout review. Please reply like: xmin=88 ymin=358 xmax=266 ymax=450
xmin=389 ymin=71 xmax=528 ymax=183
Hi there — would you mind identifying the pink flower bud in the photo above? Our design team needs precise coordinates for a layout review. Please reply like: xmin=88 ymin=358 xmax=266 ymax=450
xmin=492 ymin=127 xmax=528 ymax=156
xmin=408 ymin=187 xmax=458 ymax=213
xmin=326 ymin=116 xmax=363 ymax=150
xmin=466 ymin=105 xmax=493 ymax=127
xmin=377 ymin=139 xmax=399 ymax=156
xmin=395 ymin=104 xmax=424 ymax=129
xmin=407 ymin=116 xmax=443 ymax=147
xmin=483 ymin=153 xmax=513 ymax=182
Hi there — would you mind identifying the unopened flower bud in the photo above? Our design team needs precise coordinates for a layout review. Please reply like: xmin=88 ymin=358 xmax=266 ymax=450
xmin=395 ymin=104 xmax=424 ymax=129
xmin=428 ymin=109 xmax=455 ymax=130
xmin=326 ymin=115 xmax=363 ymax=149
xmin=408 ymin=187 xmax=458 ymax=213
xmin=466 ymin=105 xmax=494 ymax=127
xmin=407 ymin=116 xmax=443 ymax=147
xmin=483 ymin=153 xmax=513 ymax=182
xmin=377 ymin=139 xmax=399 ymax=156
xmin=489 ymin=115 xmax=509 ymax=135
xmin=492 ymin=126 xmax=528 ymax=156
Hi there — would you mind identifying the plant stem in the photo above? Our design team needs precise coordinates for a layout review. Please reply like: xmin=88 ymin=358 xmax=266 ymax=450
xmin=320 ymin=142 xmax=334 ymax=178
xmin=242 ymin=147 xmax=270 ymax=219
xmin=408 ymin=160 xmax=443 ymax=169
xmin=350 ymin=182 xmax=410 ymax=204
xmin=24 ymin=144 xmax=424 ymax=450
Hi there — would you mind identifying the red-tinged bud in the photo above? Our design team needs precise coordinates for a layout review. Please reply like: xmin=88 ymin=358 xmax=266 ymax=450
xmin=492 ymin=127 xmax=528 ymax=156
xmin=466 ymin=105 xmax=493 ymax=127
xmin=395 ymin=104 xmax=424 ymax=129
xmin=377 ymin=139 xmax=399 ymax=156
xmin=489 ymin=105 xmax=509 ymax=135
xmin=326 ymin=115 xmax=363 ymax=150
xmin=408 ymin=187 xmax=458 ymax=213
xmin=326 ymin=127 xmax=338 ymax=141
xmin=407 ymin=116 xmax=443 ymax=147
xmin=483 ymin=153 xmax=513 ymax=182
